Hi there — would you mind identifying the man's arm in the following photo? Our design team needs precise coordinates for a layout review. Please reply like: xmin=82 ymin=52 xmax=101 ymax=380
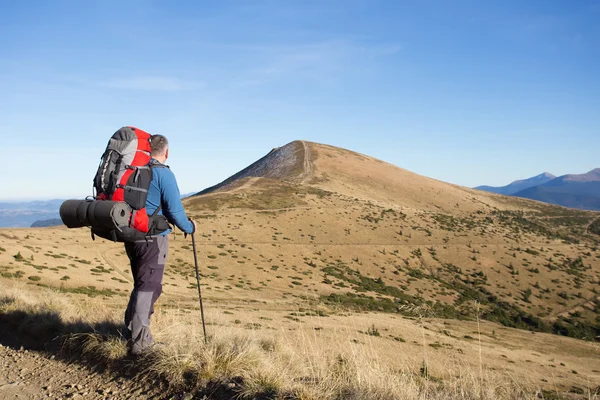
xmin=159 ymin=168 xmax=195 ymax=234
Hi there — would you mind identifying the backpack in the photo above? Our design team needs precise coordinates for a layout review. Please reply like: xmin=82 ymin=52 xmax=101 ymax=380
xmin=91 ymin=126 xmax=170 ymax=242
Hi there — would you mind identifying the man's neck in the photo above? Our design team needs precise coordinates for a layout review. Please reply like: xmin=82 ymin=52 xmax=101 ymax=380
xmin=153 ymin=155 xmax=167 ymax=164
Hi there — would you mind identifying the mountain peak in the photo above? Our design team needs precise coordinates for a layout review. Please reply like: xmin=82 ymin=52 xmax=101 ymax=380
xmin=513 ymin=172 xmax=555 ymax=184
xmin=562 ymin=168 xmax=600 ymax=183
xmin=476 ymin=172 xmax=556 ymax=196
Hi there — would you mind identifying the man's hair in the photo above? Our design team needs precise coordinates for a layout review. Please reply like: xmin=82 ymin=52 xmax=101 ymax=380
xmin=150 ymin=134 xmax=169 ymax=157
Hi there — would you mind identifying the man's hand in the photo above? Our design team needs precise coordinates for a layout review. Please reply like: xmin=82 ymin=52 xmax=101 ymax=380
xmin=185 ymin=219 xmax=196 ymax=239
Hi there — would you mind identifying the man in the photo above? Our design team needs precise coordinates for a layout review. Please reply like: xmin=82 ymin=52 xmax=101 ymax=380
xmin=124 ymin=134 xmax=195 ymax=355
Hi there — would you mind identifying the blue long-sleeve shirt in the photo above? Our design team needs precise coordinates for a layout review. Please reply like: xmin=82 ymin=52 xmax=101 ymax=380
xmin=146 ymin=160 xmax=194 ymax=235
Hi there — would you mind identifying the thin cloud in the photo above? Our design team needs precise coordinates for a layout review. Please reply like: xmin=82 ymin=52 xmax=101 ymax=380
xmin=99 ymin=76 xmax=201 ymax=91
xmin=231 ymin=40 xmax=402 ymax=87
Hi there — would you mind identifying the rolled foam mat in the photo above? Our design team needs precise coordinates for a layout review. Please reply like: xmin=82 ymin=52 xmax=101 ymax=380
xmin=60 ymin=200 xmax=131 ymax=229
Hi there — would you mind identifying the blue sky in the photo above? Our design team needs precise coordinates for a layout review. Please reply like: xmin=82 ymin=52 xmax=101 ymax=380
xmin=1 ymin=0 xmax=598 ymax=200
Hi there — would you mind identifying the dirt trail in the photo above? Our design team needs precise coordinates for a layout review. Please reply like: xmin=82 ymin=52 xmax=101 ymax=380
xmin=0 ymin=343 xmax=166 ymax=400
xmin=547 ymin=295 xmax=600 ymax=320
xmin=585 ymin=217 xmax=600 ymax=234
xmin=228 ymin=177 xmax=262 ymax=194
xmin=300 ymin=141 xmax=314 ymax=184
xmin=193 ymin=205 xmax=347 ymax=217
xmin=101 ymin=249 xmax=133 ymax=284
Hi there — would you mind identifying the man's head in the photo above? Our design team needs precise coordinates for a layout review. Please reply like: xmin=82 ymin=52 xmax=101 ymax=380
xmin=150 ymin=134 xmax=169 ymax=162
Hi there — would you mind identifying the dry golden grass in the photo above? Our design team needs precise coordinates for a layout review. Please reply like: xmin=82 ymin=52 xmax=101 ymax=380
xmin=1 ymin=279 xmax=598 ymax=399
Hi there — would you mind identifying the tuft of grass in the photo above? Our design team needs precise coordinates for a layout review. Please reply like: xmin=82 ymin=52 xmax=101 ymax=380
xmin=366 ymin=324 xmax=380 ymax=337
xmin=60 ymin=286 xmax=121 ymax=298
xmin=1 ymin=270 xmax=25 ymax=279
xmin=68 ymin=333 xmax=128 ymax=362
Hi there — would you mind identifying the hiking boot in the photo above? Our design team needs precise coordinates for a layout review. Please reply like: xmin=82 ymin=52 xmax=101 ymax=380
xmin=128 ymin=339 xmax=166 ymax=356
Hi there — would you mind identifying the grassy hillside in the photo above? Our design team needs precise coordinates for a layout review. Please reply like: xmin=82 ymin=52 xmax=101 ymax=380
xmin=1 ymin=141 xmax=599 ymax=398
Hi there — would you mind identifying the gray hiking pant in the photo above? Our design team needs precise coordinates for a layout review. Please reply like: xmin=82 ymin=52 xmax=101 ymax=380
xmin=124 ymin=235 xmax=168 ymax=354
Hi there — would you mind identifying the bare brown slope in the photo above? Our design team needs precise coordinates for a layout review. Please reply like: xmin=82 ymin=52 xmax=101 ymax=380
xmin=304 ymin=141 xmax=509 ymax=213
xmin=196 ymin=141 xmax=307 ymax=195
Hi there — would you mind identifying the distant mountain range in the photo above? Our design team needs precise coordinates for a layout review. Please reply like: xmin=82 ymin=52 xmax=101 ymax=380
xmin=31 ymin=218 xmax=64 ymax=228
xmin=476 ymin=173 xmax=556 ymax=196
xmin=476 ymin=169 xmax=600 ymax=211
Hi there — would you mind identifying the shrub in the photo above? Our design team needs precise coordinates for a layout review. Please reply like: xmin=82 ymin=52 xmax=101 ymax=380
xmin=522 ymin=288 xmax=532 ymax=303
xmin=366 ymin=324 xmax=380 ymax=337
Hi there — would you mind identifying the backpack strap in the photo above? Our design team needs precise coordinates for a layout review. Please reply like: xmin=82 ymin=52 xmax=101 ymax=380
xmin=147 ymin=159 xmax=167 ymax=218
xmin=148 ymin=159 xmax=170 ymax=169
xmin=116 ymin=184 xmax=148 ymax=193
xmin=151 ymin=204 xmax=162 ymax=218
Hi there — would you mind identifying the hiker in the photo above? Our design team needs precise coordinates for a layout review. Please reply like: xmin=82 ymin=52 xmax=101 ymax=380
xmin=124 ymin=134 xmax=195 ymax=355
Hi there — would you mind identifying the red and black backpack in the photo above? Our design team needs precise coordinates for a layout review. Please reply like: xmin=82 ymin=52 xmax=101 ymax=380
xmin=92 ymin=126 xmax=170 ymax=241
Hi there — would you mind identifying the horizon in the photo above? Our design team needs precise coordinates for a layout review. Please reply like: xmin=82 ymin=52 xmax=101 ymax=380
xmin=0 ymin=149 xmax=598 ymax=202
xmin=1 ymin=1 xmax=599 ymax=199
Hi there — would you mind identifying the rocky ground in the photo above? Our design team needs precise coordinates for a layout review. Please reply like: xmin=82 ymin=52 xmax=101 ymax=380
xmin=0 ymin=344 xmax=175 ymax=400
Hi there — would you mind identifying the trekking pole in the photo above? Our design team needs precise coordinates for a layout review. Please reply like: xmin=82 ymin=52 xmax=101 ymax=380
xmin=191 ymin=228 xmax=208 ymax=344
